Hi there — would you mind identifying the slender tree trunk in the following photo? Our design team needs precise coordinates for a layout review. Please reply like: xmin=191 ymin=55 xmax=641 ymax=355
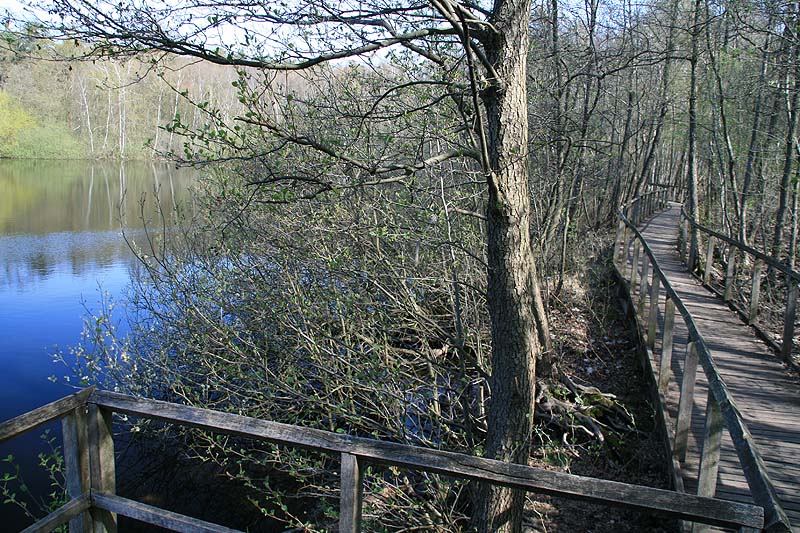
xmin=634 ymin=0 xmax=678 ymax=197
xmin=610 ymin=90 xmax=634 ymax=217
xmin=773 ymin=37 xmax=800 ymax=260
xmin=686 ymin=0 xmax=702 ymax=269
xmin=741 ymin=31 xmax=772 ymax=244
xmin=78 ymin=76 xmax=95 ymax=155
xmin=473 ymin=1 xmax=540 ymax=531
xmin=706 ymin=14 xmax=741 ymax=225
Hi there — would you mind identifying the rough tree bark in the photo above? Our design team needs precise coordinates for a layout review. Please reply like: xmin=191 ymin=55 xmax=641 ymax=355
xmin=473 ymin=1 xmax=540 ymax=531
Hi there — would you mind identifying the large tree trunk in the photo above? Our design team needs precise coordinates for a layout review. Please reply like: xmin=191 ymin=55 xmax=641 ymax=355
xmin=473 ymin=0 xmax=539 ymax=531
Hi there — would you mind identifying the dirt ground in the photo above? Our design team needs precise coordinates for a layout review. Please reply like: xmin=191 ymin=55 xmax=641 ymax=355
xmin=524 ymin=255 xmax=676 ymax=533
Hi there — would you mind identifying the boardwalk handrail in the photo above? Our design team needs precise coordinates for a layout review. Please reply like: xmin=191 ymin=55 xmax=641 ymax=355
xmin=0 ymin=388 xmax=765 ymax=532
xmin=678 ymin=207 xmax=799 ymax=364
xmin=614 ymin=196 xmax=792 ymax=532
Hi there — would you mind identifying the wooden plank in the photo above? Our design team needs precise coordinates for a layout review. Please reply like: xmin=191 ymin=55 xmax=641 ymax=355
xmin=704 ymin=237 xmax=715 ymax=285
xmin=632 ymin=204 xmax=795 ymax=532
xmin=681 ymin=206 xmax=800 ymax=281
xmin=639 ymin=255 xmax=650 ymax=316
xmin=781 ymin=276 xmax=797 ymax=363
xmin=648 ymin=273 xmax=661 ymax=350
xmin=659 ymin=297 xmax=676 ymax=394
xmin=614 ymin=218 xmax=626 ymax=265
xmin=88 ymin=404 xmax=117 ymax=533
xmin=339 ymin=452 xmax=363 ymax=533
xmin=20 ymin=495 xmax=91 ymax=533
xmin=90 ymin=390 xmax=763 ymax=529
xmin=631 ymin=240 xmax=641 ymax=296
xmin=696 ymin=391 xmax=723 ymax=500
xmin=675 ymin=342 xmax=699 ymax=463
xmin=91 ymin=492 xmax=243 ymax=533
xmin=0 ymin=388 xmax=94 ymax=444
xmin=749 ymin=260 xmax=762 ymax=325
xmin=724 ymin=249 xmax=736 ymax=301
xmin=62 ymin=408 xmax=91 ymax=533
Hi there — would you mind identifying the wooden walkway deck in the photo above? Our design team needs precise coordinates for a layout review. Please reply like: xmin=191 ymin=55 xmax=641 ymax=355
xmin=631 ymin=203 xmax=800 ymax=531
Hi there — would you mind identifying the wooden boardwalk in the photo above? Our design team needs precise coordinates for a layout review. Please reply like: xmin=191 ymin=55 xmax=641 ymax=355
xmin=630 ymin=203 xmax=800 ymax=531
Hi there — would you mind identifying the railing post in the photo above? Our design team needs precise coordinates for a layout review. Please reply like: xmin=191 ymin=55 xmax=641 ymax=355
xmin=658 ymin=297 xmax=676 ymax=394
xmin=724 ymin=249 xmax=737 ymax=302
xmin=340 ymin=453 xmax=363 ymax=533
xmin=693 ymin=391 xmax=723 ymax=533
xmin=749 ymin=260 xmax=763 ymax=325
xmin=674 ymin=341 xmax=699 ymax=463
xmin=704 ymin=236 xmax=715 ymax=285
xmin=688 ymin=228 xmax=698 ymax=273
xmin=638 ymin=255 xmax=650 ymax=317
xmin=781 ymin=275 xmax=798 ymax=363
xmin=62 ymin=406 xmax=91 ymax=533
xmin=647 ymin=273 xmax=661 ymax=350
xmin=680 ymin=214 xmax=689 ymax=261
xmin=88 ymin=404 xmax=117 ymax=533
xmin=621 ymin=226 xmax=631 ymax=278
xmin=614 ymin=217 xmax=625 ymax=266
xmin=631 ymin=240 xmax=641 ymax=294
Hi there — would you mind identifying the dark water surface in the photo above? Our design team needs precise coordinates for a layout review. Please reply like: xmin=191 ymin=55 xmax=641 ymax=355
xmin=0 ymin=159 xmax=196 ymax=529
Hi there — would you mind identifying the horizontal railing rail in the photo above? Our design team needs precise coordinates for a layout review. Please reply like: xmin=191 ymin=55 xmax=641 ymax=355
xmin=678 ymin=207 xmax=799 ymax=365
xmin=0 ymin=388 xmax=766 ymax=532
xmin=614 ymin=195 xmax=792 ymax=532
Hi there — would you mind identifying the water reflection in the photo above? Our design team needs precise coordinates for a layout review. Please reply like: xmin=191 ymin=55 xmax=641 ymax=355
xmin=0 ymin=159 xmax=193 ymax=234
xmin=0 ymin=159 xmax=196 ymax=529
xmin=0 ymin=160 xmax=195 ymax=287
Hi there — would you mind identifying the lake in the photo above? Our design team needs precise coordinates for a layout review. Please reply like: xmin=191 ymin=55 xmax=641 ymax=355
xmin=0 ymin=159 xmax=196 ymax=529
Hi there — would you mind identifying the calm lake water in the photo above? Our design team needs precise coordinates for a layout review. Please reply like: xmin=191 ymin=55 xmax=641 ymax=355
xmin=0 ymin=159 xmax=196 ymax=528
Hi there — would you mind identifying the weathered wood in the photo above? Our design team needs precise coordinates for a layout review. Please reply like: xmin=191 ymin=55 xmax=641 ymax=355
xmin=631 ymin=240 xmax=641 ymax=295
xmin=674 ymin=342 xmax=699 ymax=463
xmin=88 ymin=404 xmax=117 ymax=533
xmin=689 ymin=227 xmax=698 ymax=272
xmin=681 ymin=205 xmax=800 ymax=281
xmin=624 ymin=205 xmax=794 ymax=532
xmin=749 ymin=260 xmax=763 ymax=325
xmin=62 ymin=408 xmax=91 ymax=533
xmin=638 ymin=255 xmax=650 ymax=316
xmin=614 ymin=217 xmax=626 ymax=265
xmin=621 ymin=227 xmax=631 ymax=278
xmin=89 ymin=390 xmax=763 ymax=529
xmin=20 ymin=495 xmax=91 ymax=533
xmin=704 ymin=236 xmax=715 ymax=285
xmin=696 ymin=391 xmax=722 ymax=500
xmin=648 ymin=273 xmax=661 ymax=350
xmin=0 ymin=388 xmax=93 ymax=444
xmin=781 ymin=276 xmax=797 ymax=362
xmin=659 ymin=297 xmax=676 ymax=394
xmin=91 ymin=492 xmax=242 ymax=533
xmin=680 ymin=215 xmax=689 ymax=260
xmin=339 ymin=452 xmax=363 ymax=533
xmin=724 ymin=249 xmax=737 ymax=301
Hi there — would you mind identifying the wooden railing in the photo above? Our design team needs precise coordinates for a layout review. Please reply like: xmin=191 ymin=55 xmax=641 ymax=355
xmin=614 ymin=195 xmax=792 ymax=533
xmin=0 ymin=388 xmax=766 ymax=532
xmin=678 ymin=208 xmax=799 ymax=366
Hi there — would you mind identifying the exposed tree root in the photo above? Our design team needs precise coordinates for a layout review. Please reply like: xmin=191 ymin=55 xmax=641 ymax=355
xmin=535 ymin=370 xmax=635 ymax=451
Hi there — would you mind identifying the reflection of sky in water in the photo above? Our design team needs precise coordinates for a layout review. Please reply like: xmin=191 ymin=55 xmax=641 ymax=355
xmin=0 ymin=232 xmax=131 ymax=413
xmin=0 ymin=230 xmax=136 ymax=289
xmin=0 ymin=160 xmax=194 ymax=527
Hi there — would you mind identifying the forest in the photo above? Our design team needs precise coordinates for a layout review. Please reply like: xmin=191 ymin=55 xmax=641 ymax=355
xmin=1 ymin=0 xmax=799 ymax=531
